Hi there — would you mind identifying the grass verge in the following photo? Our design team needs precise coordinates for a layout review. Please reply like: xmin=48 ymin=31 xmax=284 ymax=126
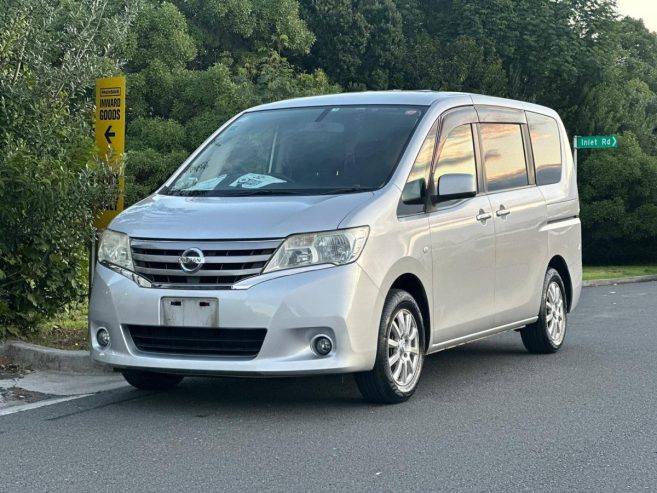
xmin=21 ymin=303 xmax=89 ymax=350
xmin=582 ymin=265 xmax=657 ymax=281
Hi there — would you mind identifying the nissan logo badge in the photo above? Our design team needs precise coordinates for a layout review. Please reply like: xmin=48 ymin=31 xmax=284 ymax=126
xmin=179 ymin=248 xmax=205 ymax=273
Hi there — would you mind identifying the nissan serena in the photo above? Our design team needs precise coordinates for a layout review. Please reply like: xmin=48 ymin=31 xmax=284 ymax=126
xmin=90 ymin=91 xmax=582 ymax=403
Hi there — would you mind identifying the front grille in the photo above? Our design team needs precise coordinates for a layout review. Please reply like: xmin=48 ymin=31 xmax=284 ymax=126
xmin=131 ymin=238 xmax=282 ymax=288
xmin=126 ymin=325 xmax=267 ymax=357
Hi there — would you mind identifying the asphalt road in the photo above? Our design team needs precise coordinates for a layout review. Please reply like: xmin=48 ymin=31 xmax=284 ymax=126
xmin=1 ymin=283 xmax=656 ymax=492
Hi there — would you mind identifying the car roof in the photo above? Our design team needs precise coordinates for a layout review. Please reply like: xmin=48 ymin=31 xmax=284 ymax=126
xmin=246 ymin=91 xmax=559 ymax=119
xmin=247 ymin=91 xmax=466 ymax=111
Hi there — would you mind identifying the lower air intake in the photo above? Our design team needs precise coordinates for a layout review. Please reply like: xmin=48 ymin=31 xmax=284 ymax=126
xmin=125 ymin=325 xmax=267 ymax=358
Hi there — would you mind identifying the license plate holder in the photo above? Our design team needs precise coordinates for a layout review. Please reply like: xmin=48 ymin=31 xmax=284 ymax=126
xmin=160 ymin=297 xmax=219 ymax=327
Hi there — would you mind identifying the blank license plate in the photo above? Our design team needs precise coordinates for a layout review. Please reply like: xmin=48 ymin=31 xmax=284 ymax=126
xmin=160 ymin=297 xmax=219 ymax=327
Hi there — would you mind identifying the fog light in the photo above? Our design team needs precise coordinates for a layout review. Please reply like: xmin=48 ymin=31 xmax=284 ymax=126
xmin=97 ymin=328 xmax=110 ymax=347
xmin=312 ymin=335 xmax=333 ymax=356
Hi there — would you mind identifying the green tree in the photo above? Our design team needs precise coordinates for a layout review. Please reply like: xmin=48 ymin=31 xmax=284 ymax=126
xmin=172 ymin=0 xmax=315 ymax=68
xmin=399 ymin=34 xmax=507 ymax=95
xmin=579 ymin=133 xmax=657 ymax=263
xmin=0 ymin=0 xmax=139 ymax=332
xmin=300 ymin=0 xmax=403 ymax=90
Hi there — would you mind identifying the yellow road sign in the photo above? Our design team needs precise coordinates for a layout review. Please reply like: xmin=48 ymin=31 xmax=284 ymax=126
xmin=94 ymin=76 xmax=126 ymax=229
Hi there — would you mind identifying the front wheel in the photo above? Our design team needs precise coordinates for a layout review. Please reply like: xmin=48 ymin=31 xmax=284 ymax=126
xmin=122 ymin=369 xmax=184 ymax=390
xmin=521 ymin=268 xmax=567 ymax=354
xmin=355 ymin=289 xmax=425 ymax=404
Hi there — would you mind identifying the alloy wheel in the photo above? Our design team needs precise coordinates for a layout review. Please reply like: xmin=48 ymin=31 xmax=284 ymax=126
xmin=387 ymin=308 xmax=421 ymax=390
xmin=545 ymin=281 xmax=566 ymax=345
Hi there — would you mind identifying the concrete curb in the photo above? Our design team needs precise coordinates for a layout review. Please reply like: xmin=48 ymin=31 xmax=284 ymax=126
xmin=583 ymin=275 xmax=657 ymax=288
xmin=0 ymin=341 xmax=112 ymax=375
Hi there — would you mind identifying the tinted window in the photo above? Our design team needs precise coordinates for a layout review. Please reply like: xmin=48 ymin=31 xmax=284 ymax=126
xmin=480 ymin=124 xmax=528 ymax=192
xmin=399 ymin=122 xmax=437 ymax=215
xmin=433 ymin=124 xmax=476 ymax=185
xmin=166 ymin=105 xmax=426 ymax=196
xmin=527 ymin=112 xmax=562 ymax=185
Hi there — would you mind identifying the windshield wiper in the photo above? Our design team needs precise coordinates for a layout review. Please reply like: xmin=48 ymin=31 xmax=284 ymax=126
xmin=167 ymin=187 xmax=376 ymax=197
xmin=167 ymin=189 xmax=211 ymax=196
xmin=217 ymin=189 xmax=309 ymax=196
xmin=315 ymin=187 xmax=376 ymax=195
xmin=224 ymin=187 xmax=376 ymax=196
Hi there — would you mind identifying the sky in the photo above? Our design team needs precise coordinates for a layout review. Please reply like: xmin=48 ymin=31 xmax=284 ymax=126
xmin=616 ymin=0 xmax=657 ymax=32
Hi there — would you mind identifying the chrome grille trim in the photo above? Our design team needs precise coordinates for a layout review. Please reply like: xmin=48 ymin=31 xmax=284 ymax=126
xmin=131 ymin=239 xmax=282 ymax=251
xmin=130 ymin=238 xmax=283 ymax=288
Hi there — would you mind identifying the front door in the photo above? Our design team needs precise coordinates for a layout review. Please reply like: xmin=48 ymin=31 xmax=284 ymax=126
xmin=428 ymin=107 xmax=496 ymax=345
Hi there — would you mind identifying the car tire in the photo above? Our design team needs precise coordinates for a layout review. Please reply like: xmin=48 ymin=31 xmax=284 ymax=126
xmin=122 ymin=369 xmax=184 ymax=391
xmin=521 ymin=268 xmax=567 ymax=354
xmin=355 ymin=289 xmax=425 ymax=404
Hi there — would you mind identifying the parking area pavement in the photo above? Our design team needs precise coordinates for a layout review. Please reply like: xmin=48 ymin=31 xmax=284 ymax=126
xmin=0 ymin=369 xmax=126 ymax=416
xmin=0 ymin=282 xmax=656 ymax=492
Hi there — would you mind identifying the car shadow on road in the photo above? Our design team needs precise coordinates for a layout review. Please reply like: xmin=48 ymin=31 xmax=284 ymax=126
xmin=124 ymin=334 xmax=538 ymax=413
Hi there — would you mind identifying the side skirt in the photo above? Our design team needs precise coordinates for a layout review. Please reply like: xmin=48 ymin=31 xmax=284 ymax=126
xmin=426 ymin=317 xmax=538 ymax=355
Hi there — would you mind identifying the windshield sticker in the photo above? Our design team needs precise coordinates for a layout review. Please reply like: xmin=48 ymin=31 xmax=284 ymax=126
xmin=187 ymin=175 xmax=227 ymax=191
xmin=229 ymin=173 xmax=286 ymax=189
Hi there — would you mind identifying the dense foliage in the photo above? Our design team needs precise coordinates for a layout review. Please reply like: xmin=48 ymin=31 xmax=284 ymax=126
xmin=0 ymin=0 xmax=136 ymax=331
xmin=2 ymin=0 xmax=657 ymax=332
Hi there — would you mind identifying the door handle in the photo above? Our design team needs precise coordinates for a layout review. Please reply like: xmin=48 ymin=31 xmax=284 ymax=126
xmin=496 ymin=206 xmax=511 ymax=217
xmin=476 ymin=210 xmax=492 ymax=222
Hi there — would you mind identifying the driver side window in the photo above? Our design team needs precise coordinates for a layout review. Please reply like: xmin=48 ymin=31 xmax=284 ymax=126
xmin=398 ymin=122 xmax=438 ymax=216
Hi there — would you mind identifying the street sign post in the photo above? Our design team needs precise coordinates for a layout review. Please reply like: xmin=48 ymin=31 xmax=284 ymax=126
xmin=90 ymin=76 xmax=126 ymax=288
xmin=572 ymin=134 xmax=619 ymax=174
xmin=94 ymin=76 xmax=126 ymax=229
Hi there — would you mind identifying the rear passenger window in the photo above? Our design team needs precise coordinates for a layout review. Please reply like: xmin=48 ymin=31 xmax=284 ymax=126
xmin=527 ymin=112 xmax=562 ymax=185
xmin=433 ymin=124 xmax=476 ymax=185
xmin=480 ymin=124 xmax=528 ymax=192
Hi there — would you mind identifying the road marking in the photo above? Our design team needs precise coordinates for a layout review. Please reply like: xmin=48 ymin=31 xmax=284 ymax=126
xmin=0 ymin=394 xmax=91 ymax=417
xmin=45 ymin=391 xmax=153 ymax=421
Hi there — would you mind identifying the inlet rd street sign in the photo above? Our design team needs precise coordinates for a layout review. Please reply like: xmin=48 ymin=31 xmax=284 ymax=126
xmin=576 ymin=135 xmax=618 ymax=149
xmin=94 ymin=76 xmax=126 ymax=229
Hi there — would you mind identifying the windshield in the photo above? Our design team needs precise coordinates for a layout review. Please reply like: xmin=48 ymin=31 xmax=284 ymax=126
xmin=164 ymin=105 xmax=426 ymax=196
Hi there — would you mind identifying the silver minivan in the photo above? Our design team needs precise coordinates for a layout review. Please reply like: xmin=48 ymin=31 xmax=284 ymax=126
xmin=90 ymin=91 xmax=582 ymax=403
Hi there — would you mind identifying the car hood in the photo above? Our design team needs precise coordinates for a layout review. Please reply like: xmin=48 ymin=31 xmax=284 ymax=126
xmin=108 ymin=192 xmax=374 ymax=239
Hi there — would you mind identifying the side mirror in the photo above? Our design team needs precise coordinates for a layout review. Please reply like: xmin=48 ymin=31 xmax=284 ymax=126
xmin=401 ymin=178 xmax=426 ymax=205
xmin=431 ymin=173 xmax=476 ymax=203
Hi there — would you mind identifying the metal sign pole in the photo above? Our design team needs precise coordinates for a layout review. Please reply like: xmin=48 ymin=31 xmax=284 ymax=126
xmin=572 ymin=135 xmax=578 ymax=184
xmin=88 ymin=231 xmax=97 ymax=299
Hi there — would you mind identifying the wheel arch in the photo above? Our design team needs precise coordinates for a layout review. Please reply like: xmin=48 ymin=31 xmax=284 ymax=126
xmin=390 ymin=273 xmax=431 ymax=351
xmin=548 ymin=255 xmax=573 ymax=312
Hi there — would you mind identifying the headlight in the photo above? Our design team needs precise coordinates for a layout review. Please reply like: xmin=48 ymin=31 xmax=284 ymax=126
xmin=98 ymin=230 xmax=133 ymax=271
xmin=263 ymin=226 xmax=369 ymax=274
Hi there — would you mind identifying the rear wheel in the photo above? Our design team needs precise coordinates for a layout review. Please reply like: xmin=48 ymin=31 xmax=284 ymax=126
xmin=355 ymin=289 xmax=425 ymax=404
xmin=122 ymin=369 xmax=184 ymax=390
xmin=521 ymin=268 xmax=567 ymax=354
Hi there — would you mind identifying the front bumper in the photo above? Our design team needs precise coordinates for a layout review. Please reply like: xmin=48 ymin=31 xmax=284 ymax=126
xmin=89 ymin=263 xmax=383 ymax=375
